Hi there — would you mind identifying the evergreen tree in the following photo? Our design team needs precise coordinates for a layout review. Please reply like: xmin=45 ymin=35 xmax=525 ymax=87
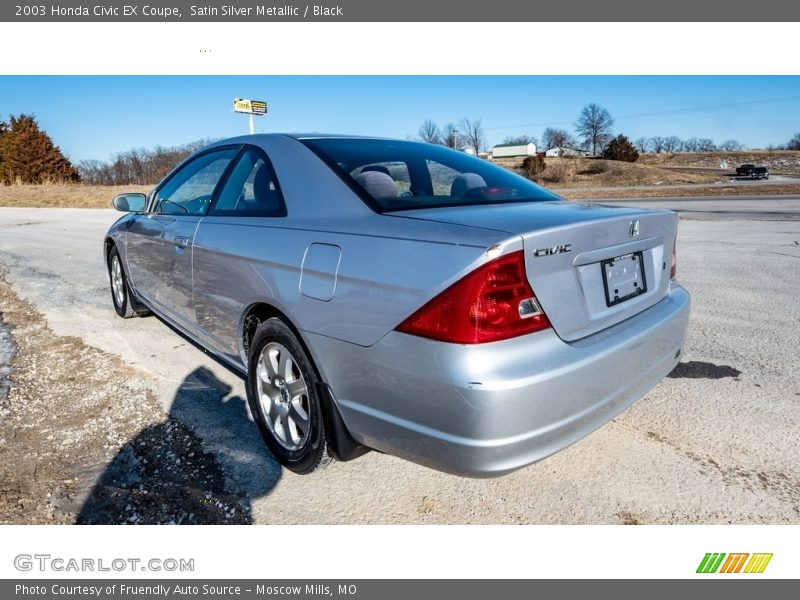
xmin=0 ymin=114 xmax=80 ymax=184
xmin=602 ymin=134 xmax=639 ymax=162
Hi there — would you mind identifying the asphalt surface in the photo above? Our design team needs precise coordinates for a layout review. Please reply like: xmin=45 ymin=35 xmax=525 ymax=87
xmin=1 ymin=196 xmax=799 ymax=524
xmin=600 ymin=195 xmax=800 ymax=220
xmin=555 ymin=175 xmax=800 ymax=195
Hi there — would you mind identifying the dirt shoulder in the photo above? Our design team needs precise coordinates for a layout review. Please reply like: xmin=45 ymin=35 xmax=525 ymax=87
xmin=0 ymin=274 xmax=249 ymax=524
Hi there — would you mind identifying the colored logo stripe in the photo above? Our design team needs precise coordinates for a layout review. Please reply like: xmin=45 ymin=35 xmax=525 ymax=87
xmin=697 ymin=553 xmax=772 ymax=574
xmin=744 ymin=553 xmax=773 ymax=574
xmin=697 ymin=553 xmax=726 ymax=573
xmin=719 ymin=553 xmax=749 ymax=573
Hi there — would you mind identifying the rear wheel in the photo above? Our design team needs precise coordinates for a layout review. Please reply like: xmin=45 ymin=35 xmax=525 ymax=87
xmin=246 ymin=317 xmax=331 ymax=474
xmin=108 ymin=247 xmax=137 ymax=319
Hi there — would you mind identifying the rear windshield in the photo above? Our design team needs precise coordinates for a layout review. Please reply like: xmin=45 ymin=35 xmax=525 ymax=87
xmin=300 ymin=138 xmax=560 ymax=212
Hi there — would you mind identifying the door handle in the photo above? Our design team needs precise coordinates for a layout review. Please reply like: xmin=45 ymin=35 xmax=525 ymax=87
xmin=174 ymin=236 xmax=191 ymax=249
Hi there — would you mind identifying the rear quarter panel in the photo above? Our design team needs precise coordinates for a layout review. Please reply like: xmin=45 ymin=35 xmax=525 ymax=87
xmin=191 ymin=215 xmax=512 ymax=363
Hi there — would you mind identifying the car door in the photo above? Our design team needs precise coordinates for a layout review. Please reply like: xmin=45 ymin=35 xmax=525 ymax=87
xmin=192 ymin=146 xmax=288 ymax=362
xmin=125 ymin=147 xmax=239 ymax=331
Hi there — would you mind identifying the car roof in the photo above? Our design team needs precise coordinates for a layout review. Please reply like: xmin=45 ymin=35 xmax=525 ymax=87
xmin=204 ymin=133 xmax=409 ymax=147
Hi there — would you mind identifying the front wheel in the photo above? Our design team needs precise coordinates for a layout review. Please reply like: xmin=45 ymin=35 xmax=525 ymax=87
xmin=108 ymin=246 xmax=137 ymax=319
xmin=246 ymin=317 xmax=331 ymax=474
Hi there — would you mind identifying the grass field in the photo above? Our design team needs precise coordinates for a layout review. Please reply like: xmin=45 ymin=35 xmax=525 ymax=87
xmin=638 ymin=150 xmax=800 ymax=174
xmin=492 ymin=157 xmax=722 ymax=189
xmin=0 ymin=184 xmax=151 ymax=209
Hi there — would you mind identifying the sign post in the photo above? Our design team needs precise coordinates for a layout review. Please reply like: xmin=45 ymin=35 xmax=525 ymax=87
xmin=233 ymin=98 xmax=268 ymax=134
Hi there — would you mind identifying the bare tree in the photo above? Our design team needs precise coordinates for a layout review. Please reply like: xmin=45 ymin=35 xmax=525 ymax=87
xmin=75 ymin=138 xmax=217 ymax=186
xmin=682 ymin=137 xmax=700 ymax=152
xmin=719 ymin=139 xmax=743 ymax=151
xmin=458 ymin=118 xmax=485 ymax=154
xmin=787 ymin=133 xmax=800 ymax=150
xmin=441 ymin=123 xmax=460 ymax=149
xmin=649 ymin=136 xmax=665 ymax=154
xmin=697 ymin=138 xmax=717 ymax=152
xmin=574 ymin=103 xmax=614 ymax=155
xmin=663 ymin=136 xmax=682 ymax=154
xmin=502 ymin=134 xmax=537 ymax=146
xmin=634 ymin=137 xmax=651 ymax=154
xmin=418 ymin=120 xmax=441 ymax=144
xmin=542 ymin=127 xmax=571 ymax=150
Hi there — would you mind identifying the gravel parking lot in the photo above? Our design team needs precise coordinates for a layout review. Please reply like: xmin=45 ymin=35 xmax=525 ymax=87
xmin=0 ymin=198 xmax=798 ymax=524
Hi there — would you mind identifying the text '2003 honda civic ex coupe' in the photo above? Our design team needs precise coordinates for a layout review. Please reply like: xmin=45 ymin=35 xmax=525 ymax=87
xmin=105 ymin=135 xmax=690 ymax=477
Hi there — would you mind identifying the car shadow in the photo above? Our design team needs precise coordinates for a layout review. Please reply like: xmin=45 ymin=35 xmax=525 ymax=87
xmin=76 ymin=365 xmax=281 ymax=524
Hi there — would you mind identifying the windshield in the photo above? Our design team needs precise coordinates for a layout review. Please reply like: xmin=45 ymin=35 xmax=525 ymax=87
xmin=300 ymin=138 xmax=560 ymax=212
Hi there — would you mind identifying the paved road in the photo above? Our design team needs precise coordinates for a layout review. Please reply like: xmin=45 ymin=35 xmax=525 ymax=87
xmin=556 ymin=177 xmax=800 ymax=195
xmin=597 ymin=194 xmax=800 ymax=220
xmin=1 ymin=198 xmax=799 ymax=524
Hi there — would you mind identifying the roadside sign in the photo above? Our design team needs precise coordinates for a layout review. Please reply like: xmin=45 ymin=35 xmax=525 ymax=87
xmin=233 ymin=98 xmax=268 ymax=115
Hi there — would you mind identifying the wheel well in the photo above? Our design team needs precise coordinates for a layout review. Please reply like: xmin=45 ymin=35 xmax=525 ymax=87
xmin=104 ymin=238 xmax=115 ymax=267
xmin=241 ymin=303 xmax=284 ymax=359
xmin=241 ymin=303 xmax=322 ymax=382
xmin=240 ymin=301 xmax=368 ymax=462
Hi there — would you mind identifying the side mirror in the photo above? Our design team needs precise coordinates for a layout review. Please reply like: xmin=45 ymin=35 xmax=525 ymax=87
xmin=112 ymin=193 xmax=147 ymax=212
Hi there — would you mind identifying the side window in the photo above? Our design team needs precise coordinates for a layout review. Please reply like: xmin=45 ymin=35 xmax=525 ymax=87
xmin=153 ymin=148 xmax=238 ymax=216
xmin=211 ymin=148 xmax=286 ymax=217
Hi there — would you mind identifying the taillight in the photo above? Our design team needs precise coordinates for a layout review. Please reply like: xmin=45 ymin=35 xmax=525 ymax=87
xmin=396 ymin=251 xmax=551 ymax=344
xmin=670 ymin=236 xmax=677 ymax=279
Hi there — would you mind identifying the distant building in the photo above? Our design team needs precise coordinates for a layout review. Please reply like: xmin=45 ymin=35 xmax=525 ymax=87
xmin=491 ymin=142 xmax=537 ymax=159
xmin=545 ymin=146 xmax=590 ymax=157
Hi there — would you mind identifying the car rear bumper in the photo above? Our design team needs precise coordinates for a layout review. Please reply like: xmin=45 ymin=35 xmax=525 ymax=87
xmin=304 ymin=283 xmax=691 ymax=476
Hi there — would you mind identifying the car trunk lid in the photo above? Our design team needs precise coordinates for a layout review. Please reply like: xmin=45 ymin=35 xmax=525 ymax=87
xmin=390 ymin=201 xmax=678 ymax=341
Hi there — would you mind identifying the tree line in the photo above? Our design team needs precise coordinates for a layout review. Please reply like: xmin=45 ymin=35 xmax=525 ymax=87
xmin=0 ymin=112 xmax=216 ymax=186
xmin=4 ymin=110 xmax=800 ymax=187
xmin=417 ymin=104 xmax=800 ymax=156
xmin=417 ymin=103 xmax=618 ymax=155
xmin=77 ymin=139 xmax=216 ymax=185
xmin=417 ymin=118 xmax=486 ymax=154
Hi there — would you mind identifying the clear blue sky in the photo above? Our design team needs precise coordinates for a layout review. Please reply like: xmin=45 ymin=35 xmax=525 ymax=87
xmin=2 ymin=75 xmax=799 ymax=162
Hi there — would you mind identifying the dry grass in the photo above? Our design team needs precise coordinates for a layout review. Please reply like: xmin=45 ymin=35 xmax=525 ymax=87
xmin=494 ymin=157 xmax=721 ymax=188
xmin=0 ymin=184 xmax=150 ymax=209
xmin=639 ymin=150 xmax=800 ymax=174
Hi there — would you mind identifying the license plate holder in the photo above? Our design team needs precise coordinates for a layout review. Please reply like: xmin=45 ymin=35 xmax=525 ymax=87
xmin=601 ymin=251 xmax=647 ymax=307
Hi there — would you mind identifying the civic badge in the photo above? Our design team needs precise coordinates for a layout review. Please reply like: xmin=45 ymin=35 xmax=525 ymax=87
xmin=629 ymin=220 xmax=640 ymax=238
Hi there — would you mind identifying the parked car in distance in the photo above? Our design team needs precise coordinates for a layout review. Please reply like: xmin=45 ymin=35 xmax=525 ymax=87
xmin=736 ymin=164 xmax=769 ymax=179
xmin=105 ymin=135 xmax=690 ymax=477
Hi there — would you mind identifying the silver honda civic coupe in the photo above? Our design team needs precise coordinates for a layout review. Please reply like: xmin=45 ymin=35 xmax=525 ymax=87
xmin=105 ymin=134 xmax=690 ymax=477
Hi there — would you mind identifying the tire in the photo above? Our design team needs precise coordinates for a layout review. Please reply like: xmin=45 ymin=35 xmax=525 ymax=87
xmin=246 ymin=317 xmax=332 ymax=474
xmin=108 ymin=246 xmax=137 ymax=319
